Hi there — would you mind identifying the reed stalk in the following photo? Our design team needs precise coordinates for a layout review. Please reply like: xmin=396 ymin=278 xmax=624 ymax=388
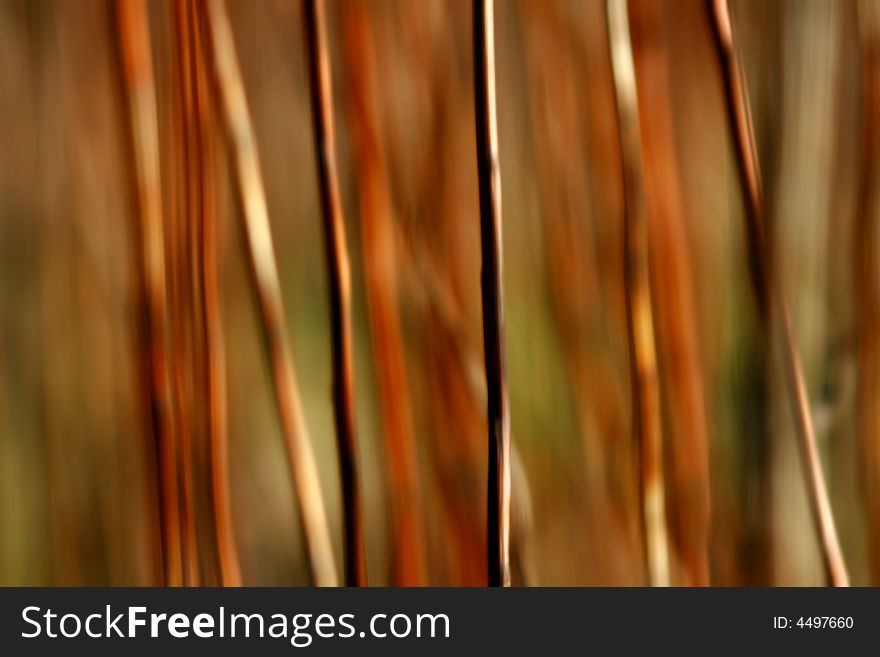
xmin=628 ymin=0 xmax=711 ymax=586
xmin=473 ymin=0 xmax=511 ymax=588
xmin=115 ymin=0 xmax=183 ymax=587
xmin=303 ymin=0 xmax=366 ymax=587
xmin=606 ymin=0 xmax=670 ymax=587
xmin=187 ymin=0 xmax=242 ymax=587
xmin=204 ymin=0 xmax=338 ymax=587
xmin=709 ymin=0 xmax=849 ymax=587
xmin=171 ymin=0 xmax=202 ymax=588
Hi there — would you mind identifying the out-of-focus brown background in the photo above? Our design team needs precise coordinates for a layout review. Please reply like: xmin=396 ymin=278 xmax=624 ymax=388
xmin=0 ymin=0 xmax=873 ymax=585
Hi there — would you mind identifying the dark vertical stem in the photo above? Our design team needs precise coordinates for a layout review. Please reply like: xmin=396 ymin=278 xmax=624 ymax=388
xmin=303 ymin=0 xmax=366 ymax=587
xmin=606 ymin=0 xmax=670 ymax=586
xmin=473 ymin=0 xmax=511 ymax=588
xmin=204 ymin=0 xmax=338 ymax=587
xmin=708 ymin=0 xmax=768 ymax=316
xmin=115 ymin=0 xmax=182 ymax=587
xmin=708 ymin=0 xmax=849 ymax=587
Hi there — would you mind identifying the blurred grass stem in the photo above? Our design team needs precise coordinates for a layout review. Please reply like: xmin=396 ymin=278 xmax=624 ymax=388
xmin=204 ymin=0 xmax=338 ymax=587
xmin=709 ymin=0 xmax=849 ymax=587
xmin=606 ymin=0 xmax=670 ymax=587
xmin=115 ymin=0 xmax=183 ymax=587
xmin=303 ymin=0 xmax=367 ymax=588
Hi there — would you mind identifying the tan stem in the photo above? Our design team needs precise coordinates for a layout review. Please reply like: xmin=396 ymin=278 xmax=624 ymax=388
xmin=709 ymin=0 xmax=849 ymax=587
xmin=204 ymin=0 xmax=338 ymax=587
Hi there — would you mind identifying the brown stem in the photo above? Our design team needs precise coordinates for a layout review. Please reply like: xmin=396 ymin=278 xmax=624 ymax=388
xmin=204 ymin=0 xmax=338 ymax=587
xmin=395 ymin=1 xmax=489 ymax=585
xmin=188 ymin=0 xmax=242 ymax=587
xmin=115 ymin=0 xmax=182 ymax=587
xmin=340 ymin=0 xmax=425 ymax=586
xmin=303 ymin=0 xmax=366 ymax=588
xmin=516 ymin=0 xmax=639 ymax=584
xmin=628 ymin=0 xmax=711 ymax=587
xmin=473 ymin=0 xmax=511 ymax=588
xmin=857 ymin=0 xmax=880 ymax=585
xmin=171 ymin=0 xmax=202 ymax=588
xmin=708 ymin=0 xmax=768 ymax=317
xmin=606 ymin=0 xmax=670 ymax=587
xmin=708 ymin=0 xmax=849 ymax=587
